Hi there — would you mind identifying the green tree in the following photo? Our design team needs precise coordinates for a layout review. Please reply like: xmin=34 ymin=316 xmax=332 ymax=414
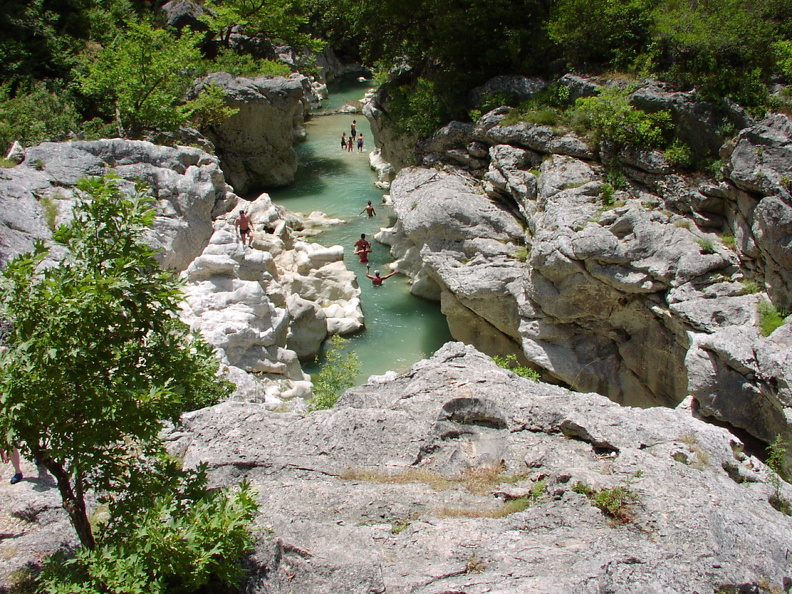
xmin=40 ymin=460 xmax=258 ymax=593
xmin=77 ymin=22 xmax=203 ymax=137
xmin=0 ymin=176 xmax=232 ymax=550
xmin=547 ymin=0 xmax=658 ymax=70
xmin=0 ymin=0 xmax=142 ymax=86
xmin=651 ymin=0 xmax=787 ymax=106
xmin=200 ymin=0 xmax=320 ymax=50
xmin=570 ymin=85 xmax=672 ymax=149
xmin=184 ymin=82 xmax=240 ymax=130
xmin=0 ymin=80 xmax=81 ymax=154
xmin=345 ymin=0 xmax=552 ymax=79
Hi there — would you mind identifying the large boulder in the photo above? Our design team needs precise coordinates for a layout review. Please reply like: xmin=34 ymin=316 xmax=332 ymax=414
xmin=687 ymin=323 xmax=792 ymax=450
xmin=8 ymin=344 xmax=792 ymax=590
xmin=180 ymin=190 xmax=363 ymax=401
xmin=363 ymin=85 xmax=420 ymax=171
xmin=161 ymin=0 xmax=207 ymax=30
xmin=0 ymin=139 xmax=229 ymax=271
xmin=194 ymin=72 xmax=306 ymax=194
xmin=468 ymin=75 xmax=548 ymax=108
xmin=167 ymin=343 xmax=792 ymax=593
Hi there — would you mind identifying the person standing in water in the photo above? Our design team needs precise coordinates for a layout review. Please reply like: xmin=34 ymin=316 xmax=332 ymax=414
xmin=366 ymin=265 xmax=398 ymax=286
xmin=350 ymin=119 xmax=357 ymax=140
xmin=341 ymin=132 xmax=347 ymax=150
xmin=357 ymin=133 xmax=364 ymax=152
xmin=360 ymin=201 xmax=376 ymax=217
xmin=354 ymin=233 xmax=372 ymax=263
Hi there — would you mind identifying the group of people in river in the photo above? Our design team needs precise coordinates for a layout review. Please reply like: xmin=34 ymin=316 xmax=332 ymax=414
xmin=346 ymin=118 xmax=398 ymax=285
xmin=341 ymin=120 xmax=365 ymax=152
xmin=235 ymin=118 xmax=397 ymax=287
xmin=354 ymin=232 xmax=398 ymax=286
xmin=354 ymin=199 xmax=399 ymax=285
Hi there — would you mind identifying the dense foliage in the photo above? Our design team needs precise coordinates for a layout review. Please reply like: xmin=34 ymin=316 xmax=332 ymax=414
xmin=0 ymin=176 xmax=233 ymax=550
xmin=0 ymin=176 xmax=257 ymax=591
xmin=4 ymin=0 xmax=792 ymax=151
xmin=41 ymin=462 xmax=258 ymax=593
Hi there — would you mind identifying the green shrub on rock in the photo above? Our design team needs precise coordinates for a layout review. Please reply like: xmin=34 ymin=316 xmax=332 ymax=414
xmin=309 ymin=335 xmax=361 ymax=411
xmin=570 ymin=86 xmax=672 ymax=149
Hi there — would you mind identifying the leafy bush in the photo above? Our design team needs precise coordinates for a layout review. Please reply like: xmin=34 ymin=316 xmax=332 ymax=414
xmin=387 ymin=77 xmax=464 ymax=139
xmin=0 ymin=81 xmax=81 ymax=155
xmin=501 ymin=93 xmax=566 ymax=127
xmin=593 ymin=486 xmax=638 ymax=522
xmin=740 ymin=279 xmax=762 ymax=295
xmin=476 ymin=91 xmax=517 ymax=112
xmin=209 ymin=50 xmax=293 ymax=78
xmin=757 ymin=300 xmax=788 ymax=337
xmin=570 ymin=86 xmax=672 ymax=149
xmin=309 ymin=335 xmax=361 ymax=411
xmin=696 ymin=237 xmax=716 ymax=254
xmin=493 ymin=353 xmax=540 ymax=380
xmin=601 ymin=183 xmax=615 ymax=206
xmin=604 ymin=165 xmax=628 ymax=190
xmin=515 ymin=246 xmax=529 ymax=262
xmin=185 ymin=83 xmax=240 ymax=130
xmin=766 ymin=436 xmax=791 ymax=515
xmin=664 ymin=139 xmax=693 ymax=169
xmin=573 ymin=482 xmax=638 ymax=523
xmin=720 ymin=233 xmax=736 ymax=250
xmin=39 ymin=196 xmax=59 ymax=231
xmin=40 ymin=464 xmax=258 ymax=593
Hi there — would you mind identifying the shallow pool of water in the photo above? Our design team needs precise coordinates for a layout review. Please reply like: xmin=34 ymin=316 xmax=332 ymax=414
xmin=269 ymin=80 xmax=452 ymax=383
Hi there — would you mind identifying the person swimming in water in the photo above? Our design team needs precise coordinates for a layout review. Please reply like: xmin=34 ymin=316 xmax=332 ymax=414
xmin=366 ymin=265 xmax=398 ymax=286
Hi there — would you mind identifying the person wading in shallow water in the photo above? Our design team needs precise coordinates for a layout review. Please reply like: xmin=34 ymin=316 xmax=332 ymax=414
xmin=354 ymin=233 xmax=372 ymax=263
xmin=360 ymin=201 xmax=376 ymax=218
xmin=366 ymin=265 xmax=398 ymax=286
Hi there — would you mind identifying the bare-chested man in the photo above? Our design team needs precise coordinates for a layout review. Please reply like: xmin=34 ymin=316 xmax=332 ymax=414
xmin=235 ymin=210 xmax=253 ymax=247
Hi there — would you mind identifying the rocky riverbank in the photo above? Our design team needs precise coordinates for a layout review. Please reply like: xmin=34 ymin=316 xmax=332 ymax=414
xmin=3 ymin=70 xmax=792 ymax=591
xmin=0 ymin=136 xmax=363 ymax=409
xmin=368 ymin=76 xmax=792 ymax=454
xmin=6 ymin=343 xmax=792 ymax=591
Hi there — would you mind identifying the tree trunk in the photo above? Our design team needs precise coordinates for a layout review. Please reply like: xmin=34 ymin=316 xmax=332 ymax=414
xmin=45 ymin=460 xmax=96 ymax=550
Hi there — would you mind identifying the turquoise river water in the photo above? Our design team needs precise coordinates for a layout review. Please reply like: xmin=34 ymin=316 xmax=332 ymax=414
xmin=269 ymin=79 xmax=452 ymax=383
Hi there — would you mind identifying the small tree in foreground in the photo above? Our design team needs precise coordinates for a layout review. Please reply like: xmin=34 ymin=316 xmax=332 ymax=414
xmin=0 ymin=176 xmax=235 ymax=554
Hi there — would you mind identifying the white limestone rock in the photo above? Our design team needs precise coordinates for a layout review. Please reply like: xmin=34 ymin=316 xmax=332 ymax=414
xmin=169 ymin=343 xmax=792 ymax=593
xmin=193 ymin=72 xmax=306 ymax=194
